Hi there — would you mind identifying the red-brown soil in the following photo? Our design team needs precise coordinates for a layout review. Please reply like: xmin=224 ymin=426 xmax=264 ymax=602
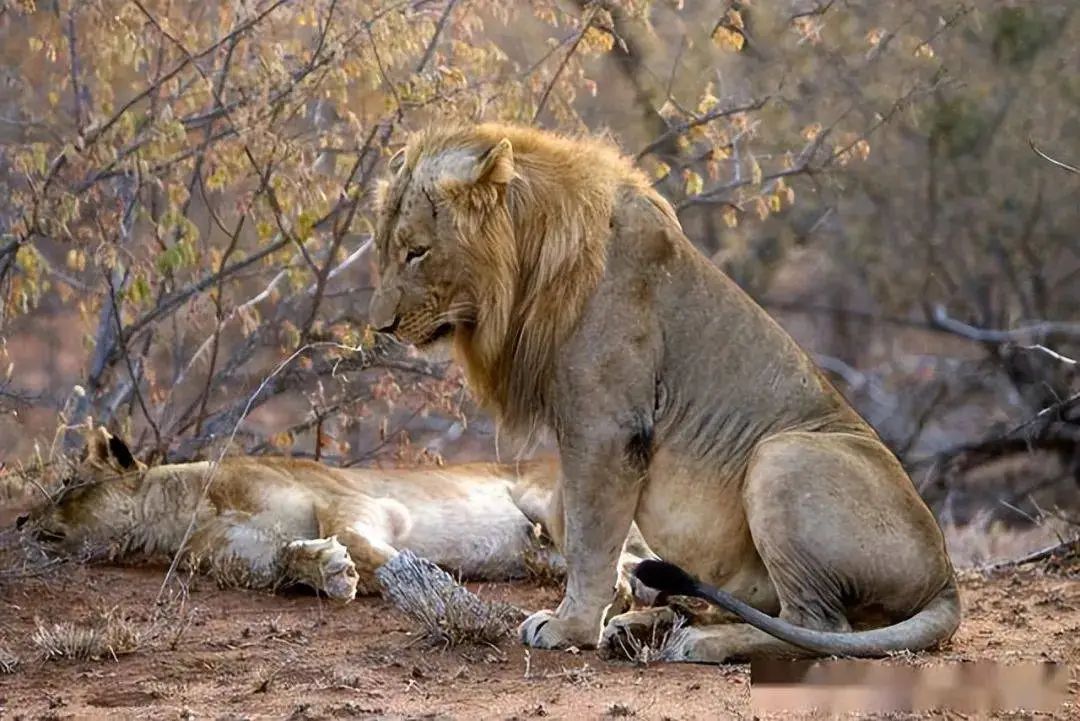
xmin=1 ymin=560 xmax=1077 ymax=721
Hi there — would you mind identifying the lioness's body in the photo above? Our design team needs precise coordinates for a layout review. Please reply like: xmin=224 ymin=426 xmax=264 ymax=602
xmin=370 ymin=123 xmax=960 ymax=662
xmin=26 ymin=430 xmax=574 ymax=600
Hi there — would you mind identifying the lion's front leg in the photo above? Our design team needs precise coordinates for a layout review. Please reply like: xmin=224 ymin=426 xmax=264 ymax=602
xmin=519 ymin=430 xmax=645 ymax=650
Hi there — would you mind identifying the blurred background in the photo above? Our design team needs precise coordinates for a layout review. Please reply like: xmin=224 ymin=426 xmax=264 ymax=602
xmin=0 ymin=0 xmax=1076 ymax=564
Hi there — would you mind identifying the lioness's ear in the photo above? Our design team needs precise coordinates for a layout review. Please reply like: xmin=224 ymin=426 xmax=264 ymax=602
xmin=472 ymin=138 xmax=515 ymax=185
xmin=107 ymin=434 xmax=137 ymax=470
xmin=85 ymin=426 xmax=137 ymax=471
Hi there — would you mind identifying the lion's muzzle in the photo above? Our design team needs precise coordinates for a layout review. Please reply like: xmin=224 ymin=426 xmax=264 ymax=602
xmin=369 ymin=286 xmax=402 ymax=333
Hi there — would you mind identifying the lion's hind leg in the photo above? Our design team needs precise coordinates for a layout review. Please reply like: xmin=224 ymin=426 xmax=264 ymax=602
xmin=700 ymin=430 xmax=955 ymax=662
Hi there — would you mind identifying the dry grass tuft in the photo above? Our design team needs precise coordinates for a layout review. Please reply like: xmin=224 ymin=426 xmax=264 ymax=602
xmin=375 ymin=550 xmax=524 ymax=646
xmin=609 ymin=614 xmax=690 ymax=666
xmin=32 ymin=607 xmax=148 ymax=662
xmin=0 ymin=646 xmax=19 ymax=674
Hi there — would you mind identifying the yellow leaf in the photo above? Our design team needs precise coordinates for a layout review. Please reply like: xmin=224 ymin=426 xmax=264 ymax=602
xmin=749 ymin=156 xmax=763 ymax=186
xmin=722 ymin=206 xmax=738 ymax=228
xmin=269 ymin=432 xmax=294 ymax=450
xmin=706 ymin=158 xmax=721 ymax=181
xmin=769 ymin=194 xmax=782 ymax=213
xmin=711 ymin=25 xmax=744 ymax=52
xmin=652 ymin=161 xmax=671 ymax=180
xmin=683 ymin=169 xmax=704 ymax=197
xmin=801 ymin=123 xmax=822 ymax=141
xmin=753 ymin=197 xmax=769 ymax=221
xmin=582 ymin=26 xmax=614 ymax=53
xmin=697 ymin=82 xmax=719 ymax=114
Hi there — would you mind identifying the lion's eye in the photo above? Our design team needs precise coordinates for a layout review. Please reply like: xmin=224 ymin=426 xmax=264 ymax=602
xmin=406 ymin=247 xmax=430 ymax=265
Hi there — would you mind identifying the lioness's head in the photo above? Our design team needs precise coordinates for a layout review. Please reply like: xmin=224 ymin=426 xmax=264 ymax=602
xmin=19 ymin=426 xmax=144 ymax=551
xmin=369 ymin=124 xmax=632 ymax=427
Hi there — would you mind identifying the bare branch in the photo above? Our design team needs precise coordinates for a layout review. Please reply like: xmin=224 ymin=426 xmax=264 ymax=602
xmin=1029 ymin=138 xmax=1080 ymax=175
xmin=635 ymin=97 xmax=771 ymax=161
xmin=930 ymin=304 xmax=1080 ymax=342
xmin=533 ymin=4 xmax=599 ymax=124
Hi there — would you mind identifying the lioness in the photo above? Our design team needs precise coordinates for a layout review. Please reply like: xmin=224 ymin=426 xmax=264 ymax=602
xmin=20 ymin=426 xmax=652 ymax=604
xmin=368 ymin=123 xmax=960 ymax=662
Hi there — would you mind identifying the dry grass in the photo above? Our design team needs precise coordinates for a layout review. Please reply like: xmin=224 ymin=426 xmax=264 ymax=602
xmin=32 ymin=607 xmax=149 ymax=662
xmin=0 ymin=646 xmax=19 ymax=674
xmin=943 ymin=515 xmax=1078 ymax=569
xmin=608 ymin=614 xmax=690 ymax=666
xmin=27 ymin=587 xmax=193 ymax=666
xmin=375 ymin=550 xmax=524 ymax=646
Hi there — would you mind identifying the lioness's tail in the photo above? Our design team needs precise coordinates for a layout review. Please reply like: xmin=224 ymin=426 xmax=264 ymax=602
xmin=634 ymin=560 xmax=960 ymax=658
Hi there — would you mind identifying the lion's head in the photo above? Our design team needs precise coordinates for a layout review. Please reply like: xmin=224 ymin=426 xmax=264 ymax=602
xmin=18 ymin=426 xmax=144 ymax=551
xmin=370 ymin=123 xmax=650 ymax=430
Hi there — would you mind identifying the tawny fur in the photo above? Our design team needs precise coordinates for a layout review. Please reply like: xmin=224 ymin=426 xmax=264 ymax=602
xmin=369 ymin=123 xmax=961 ymax=662
xmin=25 ymin=427 xmax=653 ymax=608
xmin=373 ymin=123 xmax=671 ymax=433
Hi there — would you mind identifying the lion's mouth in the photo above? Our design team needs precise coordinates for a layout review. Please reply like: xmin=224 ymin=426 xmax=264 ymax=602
xmin=419 ymin=322 xmax=454 ymax=346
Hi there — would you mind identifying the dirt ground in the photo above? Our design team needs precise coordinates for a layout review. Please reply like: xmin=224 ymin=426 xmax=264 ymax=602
xmin=1 ymin=558 xmax=1078 ymax=721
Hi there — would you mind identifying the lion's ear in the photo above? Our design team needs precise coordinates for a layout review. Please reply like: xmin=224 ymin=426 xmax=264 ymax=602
xmin=472 ymin=138 xmax=515 ymax=185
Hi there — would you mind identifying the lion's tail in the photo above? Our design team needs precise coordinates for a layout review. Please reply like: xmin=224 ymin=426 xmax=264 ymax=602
xmin=634 ymin=560 xmax=960 ymax=657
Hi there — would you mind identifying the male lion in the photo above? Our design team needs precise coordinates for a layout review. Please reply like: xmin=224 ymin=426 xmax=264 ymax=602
xmin=21 ymin=426 xmax=653 ymax=604
xmin=369 ymin=123 xmax=960 ymax=662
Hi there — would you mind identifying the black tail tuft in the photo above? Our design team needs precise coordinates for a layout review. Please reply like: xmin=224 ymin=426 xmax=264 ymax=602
xmin=633 ymin=559 xmax=701 ymax=597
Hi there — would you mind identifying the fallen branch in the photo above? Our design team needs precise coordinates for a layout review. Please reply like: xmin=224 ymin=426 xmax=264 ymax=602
xmin=978 ymin=537 xmax=1079 ymax=573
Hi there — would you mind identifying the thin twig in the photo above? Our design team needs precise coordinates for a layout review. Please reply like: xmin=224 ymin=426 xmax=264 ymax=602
xmin=1029 ymin=138 xmax=1080 ymax=175
xmin=532 ymin=4 xmax=598 ymax=124
xmin=931 ymin=304 xmax=1080 ymax=342
xmin=636 ymin=97 xmax=770 ymax=160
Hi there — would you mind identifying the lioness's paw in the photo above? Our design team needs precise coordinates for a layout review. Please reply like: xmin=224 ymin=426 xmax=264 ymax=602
xmin=599 ymin=607 xmax=677 ymax=661
xmin=285 ymin=537 xmax=359 ymax=602
xmin=518 ymin=609 xmax=598 ymax=650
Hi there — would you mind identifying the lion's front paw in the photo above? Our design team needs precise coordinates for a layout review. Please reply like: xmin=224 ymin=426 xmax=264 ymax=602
xmin=518 ymin=609 xmax=599 ymax=650
xmin=599 ymin=606 xmax=677 ymax=660
xmin=284 ymin=536 xmax=359 ymax=602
